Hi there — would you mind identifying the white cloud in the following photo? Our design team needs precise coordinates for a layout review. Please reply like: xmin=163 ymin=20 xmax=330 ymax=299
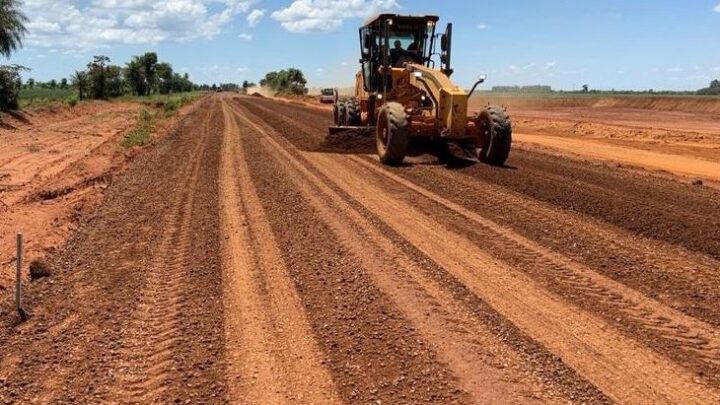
xmin=543 ymin=61 xmax=557 ymax=70
xmin=23 ymin=0 xmax=256 ymax=50
xmin=238 ymin=33 xmax=253 ymax=40
xmin=715 ymin=2 xmax=720 ymax=12
xmin=247 ymin=9 xmax=266 ymax=27
xmin=508 ymin=65 xmax=518 ymax=72
xmin=237 ymin=67 xmax=250 ymax=73
xmin=666 ymin=67 xmax=682 ymax=73
xmin=271 ymin=0 xmax=399 ymax=33
xmin=476 ymin=23 xmax=487 ymax=30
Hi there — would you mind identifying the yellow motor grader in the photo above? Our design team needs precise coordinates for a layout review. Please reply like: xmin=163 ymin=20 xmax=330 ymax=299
xmin=330 ymin=14 xmax=511 ymax=166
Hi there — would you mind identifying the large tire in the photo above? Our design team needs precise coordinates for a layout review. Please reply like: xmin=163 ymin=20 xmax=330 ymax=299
xmin=376 ymin=102 xmax=409 ymax=165
xmin=477 ymin=106 xmax=512 ymax=166
xmin=335 ymin=102 xmax=347 ymax=126
xmin=345 ymin=99 xmax=362 ymax=126
xmin=333 ymin=102 xmax=340 ymax=125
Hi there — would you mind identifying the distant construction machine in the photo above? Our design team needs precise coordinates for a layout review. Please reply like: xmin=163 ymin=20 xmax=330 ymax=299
xmin=330 ymin=14 xmax=512 ymax=166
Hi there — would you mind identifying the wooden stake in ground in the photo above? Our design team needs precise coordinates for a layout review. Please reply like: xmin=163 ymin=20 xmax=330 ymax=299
xmin=16 ymin=232 xmax=28 ymax=322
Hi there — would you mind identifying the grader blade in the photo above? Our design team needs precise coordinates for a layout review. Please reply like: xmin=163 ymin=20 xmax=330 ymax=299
xmin=445 ymin=141 xmax=479 ymax=163
xmin=328 ymin=126 xmax=372 ymax=136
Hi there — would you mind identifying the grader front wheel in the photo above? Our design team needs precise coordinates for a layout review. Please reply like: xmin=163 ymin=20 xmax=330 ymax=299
xmin=345 ymin=99 xmax=362 ymax=126
xmin=333 ymin=102 xmax=347 ymax=126
xmin=376 ymin=102 xmax=409 ymax=165
xmin=477 ymin=106 xmax=512 ymax=166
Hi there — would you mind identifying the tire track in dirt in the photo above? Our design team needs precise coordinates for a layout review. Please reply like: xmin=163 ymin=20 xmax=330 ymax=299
xmin=1 ymin=98 xmax=227 ymax=404
xmin=315 ymin=153 xmax=720 ymax=405
xmin=350 ymin=156 xmax=720 ymax=375
xmin=243 ymin=97 xmax=720 ymax=376
xmin=226 ymin=100 xmax=471 ymax=404
xmin=218 ymin=99 xmax=342 ymax=404
xmin=459 ymin=152 xmax=720 ymax=260
xmin=234 ymin=96 xmax=720 ymax=404
xmin=249 ymin=96 xmax=720 ymax=260
xmin=108 ymin=102 xmax=216 ymax=403
xmin=378 ymin=162 xmax=720 ymax=378
xmin=388 ymin=165 xmax=720 ymax=325
xmin=227 ymin=101 xmax=601 ymax=404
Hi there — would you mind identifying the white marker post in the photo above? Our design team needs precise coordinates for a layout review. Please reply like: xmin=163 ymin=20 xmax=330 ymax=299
xmin=16 ymin=233 xmax=27 ymax=322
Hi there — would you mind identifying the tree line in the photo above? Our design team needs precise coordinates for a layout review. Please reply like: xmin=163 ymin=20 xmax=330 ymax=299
xmin=0 ymin=52 xmax=201 ymax=111
xmin=491 ymin=85 xmax=554 ymax=93
xmin=69 ymin=53 xmax=195 ymax=100
xmin=491 ymin=80 xmax=720 ymax=96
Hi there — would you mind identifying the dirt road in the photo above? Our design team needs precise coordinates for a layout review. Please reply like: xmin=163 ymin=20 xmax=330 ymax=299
xmin=2 ymin=94 xmax=720 ymax=404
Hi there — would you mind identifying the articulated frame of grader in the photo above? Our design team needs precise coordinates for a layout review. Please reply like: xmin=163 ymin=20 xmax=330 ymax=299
xmin=330 ymin=14 xmax=512 ymax=166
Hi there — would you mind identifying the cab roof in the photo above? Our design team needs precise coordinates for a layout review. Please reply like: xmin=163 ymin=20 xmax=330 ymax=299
xmin=362 ymin=13 xmax=439 ymax=27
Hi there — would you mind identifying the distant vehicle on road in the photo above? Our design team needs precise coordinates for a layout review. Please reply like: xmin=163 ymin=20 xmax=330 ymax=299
xmin=319 ymin=88 xmax=337 ymax=104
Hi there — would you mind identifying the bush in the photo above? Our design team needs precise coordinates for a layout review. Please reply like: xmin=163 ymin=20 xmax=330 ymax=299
xmin=121 ymin=108 xmax=154 ymax=147
xmin=163 ymin=98 xmax=180 ymax=114
xmin=67 ymin=94 xmax=79 ymax=107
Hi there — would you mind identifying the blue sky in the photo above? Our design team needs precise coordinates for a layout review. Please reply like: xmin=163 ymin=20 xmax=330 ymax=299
xmin=8 ymin=0 xmax=720 ymax=91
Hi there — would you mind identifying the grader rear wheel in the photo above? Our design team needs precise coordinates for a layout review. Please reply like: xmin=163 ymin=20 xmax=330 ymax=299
xmin=376 ymin=102 xmax=409 ymax=165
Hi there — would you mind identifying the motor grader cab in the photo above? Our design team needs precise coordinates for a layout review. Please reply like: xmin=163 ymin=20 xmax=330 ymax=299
xmin=330 ymin=14 xmax=512 ymax=166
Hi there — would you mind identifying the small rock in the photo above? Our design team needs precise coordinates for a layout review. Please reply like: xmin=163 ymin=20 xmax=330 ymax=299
xmin=691 ymin=178 xmax=703 ymax=186
xmin=29 ymin=259 xmax=52 ymax=281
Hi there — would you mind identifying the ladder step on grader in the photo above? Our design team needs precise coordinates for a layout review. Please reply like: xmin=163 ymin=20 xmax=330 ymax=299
xmin=329 ymin=14 xmax=512 ymax=166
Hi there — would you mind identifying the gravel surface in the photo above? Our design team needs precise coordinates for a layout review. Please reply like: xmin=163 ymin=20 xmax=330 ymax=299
xmin=2 ymin=94 xmax=719 ymax=404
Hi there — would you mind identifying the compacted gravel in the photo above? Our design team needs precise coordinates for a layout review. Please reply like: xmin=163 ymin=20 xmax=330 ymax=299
xmin=1 ymin=94 xmax=719 ymax=405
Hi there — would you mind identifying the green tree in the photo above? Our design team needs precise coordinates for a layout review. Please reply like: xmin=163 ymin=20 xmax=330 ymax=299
xmin=71 ymin=70 xmax=89 ymax=100
xmin=0 ymin=64 xmax=27 ymax=110
xmin=697 ymin=79 xmax=720 ymax=95
xmin=141 ymin=52 xmax=158 ymax=93
xmin=0 ymin=0 xmax=27 ymax=58
xmin=125 ymin=52 xmax=159 ymax=95
xmin=49 ymin=79 xmax=57 ymax=88
xmin=284 ymin=68 xmax=307 ymax=94
xmin=106 ymin=65 xmax=125 ymax=97
xmin=125 ymin=58 xmax=146 ymax=96
xmin=60 ymin=77 xmax=68 ymax=89
xmin=87 ymin=55 xmax=111 ymax=99
xmin=260 ymin=68 xmax=308 ymax=95
xmin=156 ymin=62 xmax=173 ymax=94
xmin=25 ymin=77 xmax=34 ymax=88
xmin=0 ymin=1 xmax=27 ymax=111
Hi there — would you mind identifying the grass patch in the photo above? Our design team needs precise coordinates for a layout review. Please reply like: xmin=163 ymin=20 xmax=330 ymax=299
xmin=19 ymin=88 xmax=76 ymax=108
xmin=121 ymin=108 xmax=154 ymax=147
xmin=18 ymin=90 xmax=201 ymax=110
xmin=120 ymin=91 xmax=200 ymax=108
